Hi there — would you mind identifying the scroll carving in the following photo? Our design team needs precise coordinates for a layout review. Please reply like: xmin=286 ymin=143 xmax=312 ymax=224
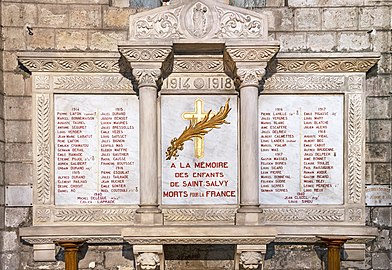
xmin=164 ymin=208 xmax=235 ymax=222
xmin=262 ymin=208 xmax=344 ymax=222
xmin=275 ymin=59 xmax=378 ymax=73
xmin=348 ymin=95 xmax=362 ymax=204
xmin=36 ymin=94 xmax=50 ymax=204
xmin=264 ymin=76 xmax=344 ymax=91
xmin=215 ymin=6 xmax=265 ymax=39
xmin=134 ymin=6 xmax=184 ymax=39
xmin=173 ymin=60 xmax=223 ymax=73
xmin=226 ymin=48 xmax=278 ymax=61
xmin=54 ymin=209 xmax=136 ymax=223
xmin=119 ymin=48 xmax=172 ymax=62
xmin=20 ymin=59 xmax=120 ymax=73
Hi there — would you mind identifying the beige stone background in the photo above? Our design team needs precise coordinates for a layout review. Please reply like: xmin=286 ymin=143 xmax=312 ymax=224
xmin=0 ymin=0 xmax=391 ymax=269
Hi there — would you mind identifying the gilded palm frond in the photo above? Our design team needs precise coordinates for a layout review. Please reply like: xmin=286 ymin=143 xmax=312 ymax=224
xmin=166 ymin=99 xmax=231 ymax=160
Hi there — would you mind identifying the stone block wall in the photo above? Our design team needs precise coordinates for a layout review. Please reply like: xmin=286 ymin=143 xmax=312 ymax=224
xmin=0 ymin=0 xmax=391 ymax=269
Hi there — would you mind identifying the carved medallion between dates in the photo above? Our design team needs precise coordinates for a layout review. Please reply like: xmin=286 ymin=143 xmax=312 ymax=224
xmin=163 ymin=208 xmax=236 ymax=222
xmin=36 ymin=94 xmax=51 ymax=204
xmin=348 ymin=94 xmax=363 ymax=204
xmin=262 ymin=208 xmax=345 ymax=222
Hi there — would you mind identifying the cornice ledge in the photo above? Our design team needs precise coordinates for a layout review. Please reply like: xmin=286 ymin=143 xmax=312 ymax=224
xmin=17 ymin=52 xmax=122 ymax=73
xmin=270 ymin=52 xmax=380 ymax=73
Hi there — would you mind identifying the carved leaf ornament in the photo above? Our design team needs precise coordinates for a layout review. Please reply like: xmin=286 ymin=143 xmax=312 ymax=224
xmin=36 ymin=95 xmax=50 ymax=204
xmin=166 ymin=99 xmax=231 ymax=160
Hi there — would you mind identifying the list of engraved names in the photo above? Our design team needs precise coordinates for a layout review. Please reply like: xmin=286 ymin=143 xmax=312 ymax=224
xmin=259 ymin=95 xmax=343 ymax=205
xmin=55 ymin=95 xmax=139 ymax=205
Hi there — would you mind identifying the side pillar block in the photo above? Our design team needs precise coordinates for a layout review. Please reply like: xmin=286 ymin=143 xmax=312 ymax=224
xmin=235 ymin=245 xmax=267 ymax=270
xmin=133 ymin=245 xmax=164 ymax=270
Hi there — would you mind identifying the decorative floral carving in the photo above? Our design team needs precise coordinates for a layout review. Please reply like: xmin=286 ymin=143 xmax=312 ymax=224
xmin=275 ymin=59 xmax=378 ymax=73
xmin=132 ymin=69 xmax=161 ymax=87
xmin=348 ymin=95 xmax=362 ymax=204
xmin=134 ymin=6 xmax=184 ymax=39
xmin=35 ymin=76 xmax=50 ymax=89
xmin=53 ymin=75 xmax=133 ymax=91
xmin=240 ymin=251 xmax=263 ymax=270
xmin=226 ymin=48 xmax=278 ymax=61
xmin=348 ymin=208 xmax=362 ymax=222
xmin=264 ymin=76 xmax=345 ymax=91
xmin=237 ymin=67 xmax=265 ymax=87
xmin=262 ymin=208 xmax=344 ymax=222
xmin=348 ymin=76 xmax=363 ymax=91
xmin=20 ymin=59 xmax=120 ymax=73
xmin=54 ymin=209 xmax=136 ymax=223
xmin=215 ymin=7 xmax=265 ymax=39
xmin=136 ymin=253 xmax=160 ymax=270
xmin=36 ymin=95 xmax=50 ymax=204
xmin=119 ymin=48 xmax=172 ymax=62
xmin=173 ymin=60 xmax=223 ymax=73
xmin=164 ymin=208 xmax=236 ymax=222
xmin=36 ymin=208 xmax=51 ymax=222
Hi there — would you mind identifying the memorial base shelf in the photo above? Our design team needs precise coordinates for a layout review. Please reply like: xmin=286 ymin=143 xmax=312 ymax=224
xmin=20 ymin=225 xmax=376 ymax=245
xmin=20 ymin=225 xmax=376 ymax=263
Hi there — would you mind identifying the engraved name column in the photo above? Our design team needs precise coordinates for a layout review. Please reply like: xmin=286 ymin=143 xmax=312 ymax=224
xmin=226 ymin=46 xmax=279 ymax=225
xmin=119 ymin=45 xmax=173 ymax=225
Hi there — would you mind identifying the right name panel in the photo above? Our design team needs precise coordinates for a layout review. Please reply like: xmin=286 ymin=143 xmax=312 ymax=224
xmin=259 ymin=95 xmax=344 ymax=205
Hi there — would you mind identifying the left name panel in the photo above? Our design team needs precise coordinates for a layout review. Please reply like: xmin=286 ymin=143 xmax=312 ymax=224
xmin=55 ymin=94 xmax=139 ymax=205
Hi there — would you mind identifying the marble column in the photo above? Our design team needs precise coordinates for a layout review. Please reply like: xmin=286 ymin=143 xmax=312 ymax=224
xmin=119 ymin=44 xmax=173 ymax=225
xmin=132 ymin=66 xmax=164 ymax=225
xmin=235 ymin=63 xmax=266 ymax=224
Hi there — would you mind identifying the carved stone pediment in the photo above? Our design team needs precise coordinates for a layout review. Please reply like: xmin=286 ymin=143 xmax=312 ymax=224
xmin=129 ymin=0 xmax=269 ymax=41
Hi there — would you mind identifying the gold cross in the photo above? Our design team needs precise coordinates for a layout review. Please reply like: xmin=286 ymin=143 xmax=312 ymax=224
xmin=182 ymin=98 xmax=215 ymax=158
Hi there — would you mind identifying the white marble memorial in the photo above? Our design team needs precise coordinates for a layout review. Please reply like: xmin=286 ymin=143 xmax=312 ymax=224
xmin=161 ymin=95 xmax=238 ymax=205
xmin=55 ymin=95 xmax=139 ymax=205
xmin=259 ymin=95 xmax=344 ymax=205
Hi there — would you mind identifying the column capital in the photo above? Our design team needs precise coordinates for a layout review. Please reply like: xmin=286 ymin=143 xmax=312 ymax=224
xmin=119 ymin=44 xmax=173 ymax=90
xmin=225 ymin=45 xmax=279 ymax=89
xmin=236 ymin=64 xmax=266 ymax=89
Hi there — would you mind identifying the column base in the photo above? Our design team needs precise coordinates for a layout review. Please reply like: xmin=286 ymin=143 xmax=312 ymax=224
xmin=236 ymin=212 xmax=263 ymax=225
xmin=135 ymin=212 xmax=164 ymax=225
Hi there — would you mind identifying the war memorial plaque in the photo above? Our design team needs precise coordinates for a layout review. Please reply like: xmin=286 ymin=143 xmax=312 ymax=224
xmin=162 ymin=95 xmax=238 ymax=205
xmin=259 ymin=95 xmax=344 ymax=205
xmin=54 ymin=95 xmax=139 ymax=205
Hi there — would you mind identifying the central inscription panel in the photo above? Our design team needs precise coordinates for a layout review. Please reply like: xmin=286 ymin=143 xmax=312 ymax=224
xmin=161 ymin=95 xmax=238 ymax=205
xmin=259 ymin=95 xmax=344 ymax=205
xmin=54 ymin=94 xmax=139 ymax=205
